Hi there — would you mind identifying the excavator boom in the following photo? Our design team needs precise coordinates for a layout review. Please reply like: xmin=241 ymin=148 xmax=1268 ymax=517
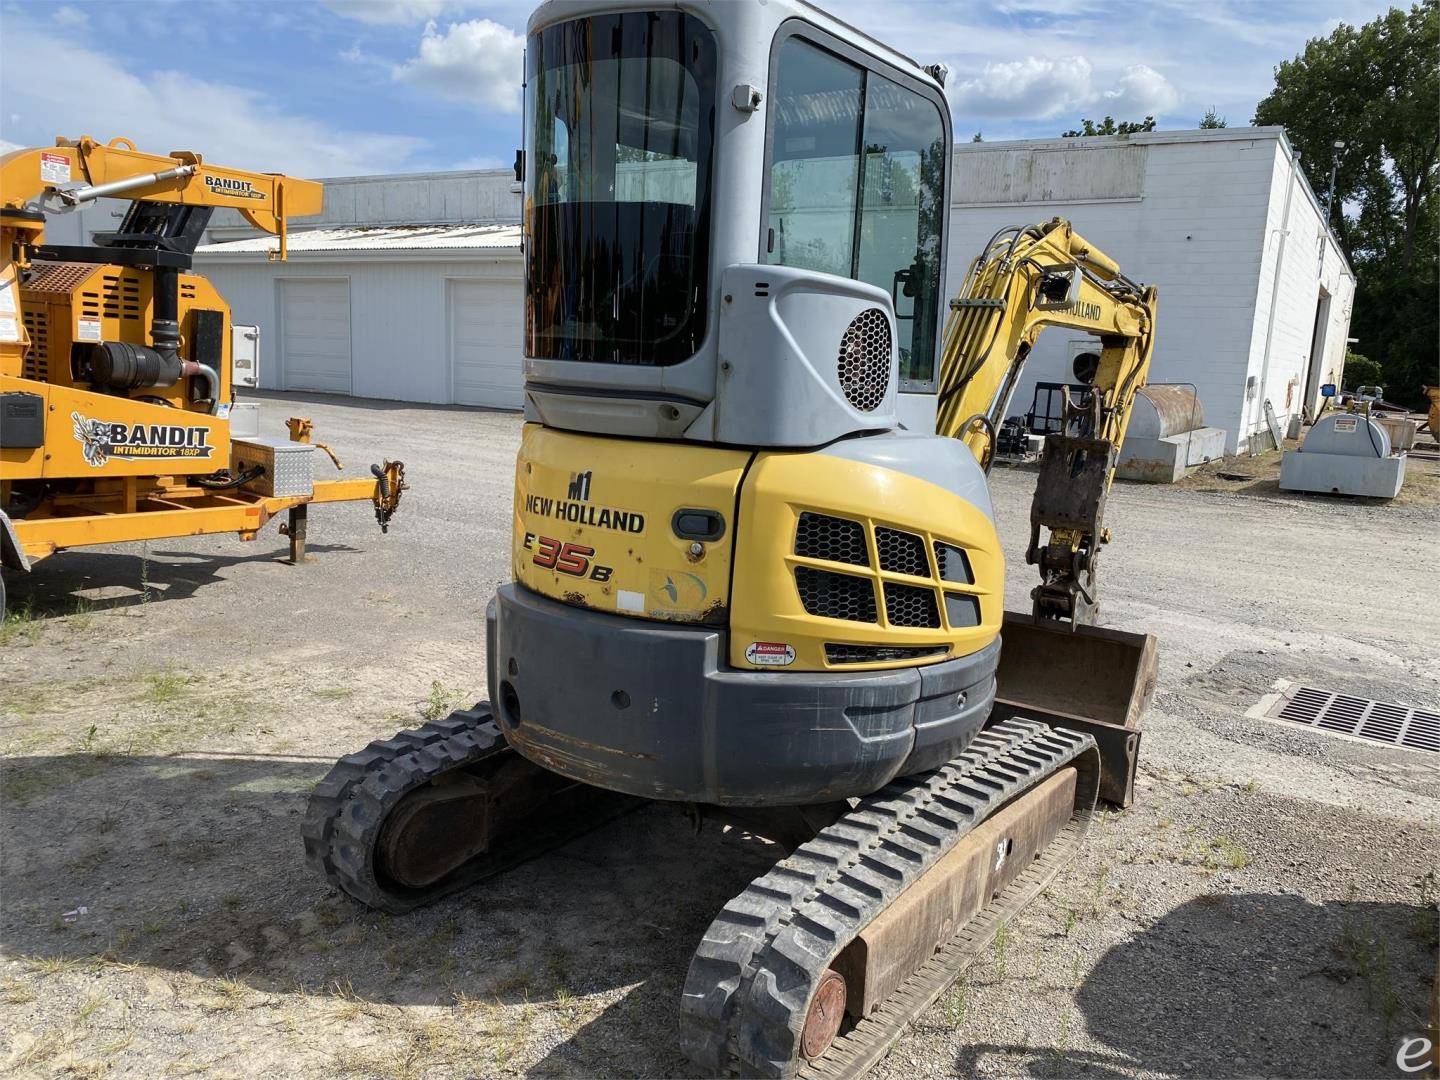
xmin=937 ymin=218 xmax=1159 ymax=624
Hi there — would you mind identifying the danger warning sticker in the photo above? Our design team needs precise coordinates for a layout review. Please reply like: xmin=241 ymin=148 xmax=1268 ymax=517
xmin=745 ymin=641 xmax=795 ymax=667
xmin=1333 ymin=417 xmax=1359 ymax=432
xmin=40 ymin=152 xmax=70 ymax=185
xmin=76 ymin=317 xmax=102 ymax=343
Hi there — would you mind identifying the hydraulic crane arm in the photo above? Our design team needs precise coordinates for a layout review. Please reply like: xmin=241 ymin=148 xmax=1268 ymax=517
xmin=0 ymin=135 xmax=322 ymax=258
xmin=934 ymin=217 xmax=1159 ymax=626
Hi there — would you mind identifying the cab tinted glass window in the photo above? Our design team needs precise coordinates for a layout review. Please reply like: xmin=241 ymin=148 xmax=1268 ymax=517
xmin=765 ymin=36 xmax=946 ymax=386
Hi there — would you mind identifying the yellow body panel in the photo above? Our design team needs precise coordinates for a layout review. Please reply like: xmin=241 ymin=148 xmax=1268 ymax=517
xmin=513 ymin=424 xmax=749 ymax=623
xmin=512 ymin=425 xmax=1003 ymax=673
xmin=0 ymin=375 xmax=230 ymax=479
xmin=729 ymin=451 xmax=1001 ymax=670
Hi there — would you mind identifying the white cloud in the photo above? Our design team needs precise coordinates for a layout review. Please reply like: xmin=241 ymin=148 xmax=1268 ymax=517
xmin=0 ymin=19 xmax=426 ymax=178
xmin=0 ymin=138 xmax=23 ymax=155
xmin=1102 ymin=64 xmax=1179 ymax=117
xmin=52 ymin=5 xmax=88 ymax=28
xmin=394 ymin=19 xmax=524 ymax=113
xmin=321 ymin=0 xmax=453 ymax=25
xmin=951 ymin=56 xmax=1094 ymax=119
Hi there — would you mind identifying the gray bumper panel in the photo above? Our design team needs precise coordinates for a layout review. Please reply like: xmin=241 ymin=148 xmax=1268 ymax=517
xmin=486 ymin=584 xmax=999 ymax=806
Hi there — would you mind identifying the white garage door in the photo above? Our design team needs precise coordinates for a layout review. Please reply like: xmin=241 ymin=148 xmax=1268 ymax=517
xmin=449 ymin=278 xmax=524 ymax=409
xmin=280 ymin=279 xmax=352 ymax=394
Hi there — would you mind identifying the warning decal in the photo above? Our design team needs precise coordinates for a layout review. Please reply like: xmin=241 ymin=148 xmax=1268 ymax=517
xmin=745 ymin=641 xmax=796 ymax=667
xmin=40 ymin=152 xmax=71 ymax=185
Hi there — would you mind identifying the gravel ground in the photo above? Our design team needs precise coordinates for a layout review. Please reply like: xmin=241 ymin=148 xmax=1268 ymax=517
xmin=2 ymin=391 xmax=1436 ymax=1079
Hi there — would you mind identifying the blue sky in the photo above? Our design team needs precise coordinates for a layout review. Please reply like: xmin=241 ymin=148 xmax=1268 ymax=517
xmin=0 ymin=0 xmax=1396 ymax=178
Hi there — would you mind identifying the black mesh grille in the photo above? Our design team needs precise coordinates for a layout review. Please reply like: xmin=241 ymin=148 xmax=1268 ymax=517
xmin=795 ymin=512 xmax=868 ymax=566
xmin=876 ymin=527 xmax=928 ymax=576
xmin=884 ymin=582 xmax=940 ymax=628
xmin=826 ymin=643 xmax=949 ymax=664
xmin=796 ymin=567 xmax=877 ymax=622
xmin=933 ymin=541 xmax=973 ymax=585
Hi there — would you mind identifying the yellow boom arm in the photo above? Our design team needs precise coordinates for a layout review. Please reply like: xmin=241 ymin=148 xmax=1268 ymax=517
xmin=1 ymin=134 xmax=322 ymax=257
xmin=934 ymin=218 xmax=1159 ymax=624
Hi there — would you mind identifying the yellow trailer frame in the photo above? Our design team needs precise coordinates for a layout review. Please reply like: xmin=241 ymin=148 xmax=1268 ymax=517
xmin=8 ymin=471 xmax=393 ymax=567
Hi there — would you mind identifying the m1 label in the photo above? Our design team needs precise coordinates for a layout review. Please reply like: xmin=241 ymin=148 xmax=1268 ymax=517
xmin=746 ymin=641 xmax=795 ymax=667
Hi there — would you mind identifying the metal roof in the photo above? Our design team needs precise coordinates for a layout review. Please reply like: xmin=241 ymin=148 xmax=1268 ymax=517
xmin=196 ymin=223 xmax=522 ymax=257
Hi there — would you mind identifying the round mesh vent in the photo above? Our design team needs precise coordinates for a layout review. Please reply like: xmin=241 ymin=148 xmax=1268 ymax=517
xmin=836 ymin=308 xmax=891 ymax=412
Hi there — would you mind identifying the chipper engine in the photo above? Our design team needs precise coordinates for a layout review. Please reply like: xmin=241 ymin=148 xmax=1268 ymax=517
xmin=0 ymin=137 xmax=406 ymax=614
xmin=307 ymin=3 xmax=1159 ymax=1074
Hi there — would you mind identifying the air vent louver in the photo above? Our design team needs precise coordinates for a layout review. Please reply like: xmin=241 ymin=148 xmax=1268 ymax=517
xmin=836 ymin=308 xmax=890 ymax=412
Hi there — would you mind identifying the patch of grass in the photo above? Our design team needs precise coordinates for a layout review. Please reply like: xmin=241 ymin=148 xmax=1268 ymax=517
xmin=1 ymin=978 xmax=37 ymax=1005
xmin=312 ymin=685 xmax=355 ymax=702
xmin=0 ymin=599 xmax=41 ymax=647
xmin=13 ymin=1028 xmax=68 ymax=1068
xmin=26 ymin=955 xmax=89 ymax=976
xmin=141 ymin=669 xmax=197 ymax=705
xmin=74 ymin=993 xmax=105 ymax=1026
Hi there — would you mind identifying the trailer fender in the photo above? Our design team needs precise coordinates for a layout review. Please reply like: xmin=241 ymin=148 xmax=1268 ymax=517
xmin=0 ymin=508 xmax=31 ymax=573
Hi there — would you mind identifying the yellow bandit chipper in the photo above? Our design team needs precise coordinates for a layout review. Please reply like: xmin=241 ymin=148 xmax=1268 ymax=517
xmin=308 ymin=4 xmax=1157 ymax=1075
xmin=0 ymin=136 xmax=405 ymax=614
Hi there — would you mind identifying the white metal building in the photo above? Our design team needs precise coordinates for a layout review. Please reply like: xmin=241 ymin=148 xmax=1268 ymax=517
xmin=196 ymin=128 xmax=1353 ymax=449
xmin=948 ymin=128 xmax=1354 ymax=453
xmin=197 ymin=171 xmax=524 ymax=407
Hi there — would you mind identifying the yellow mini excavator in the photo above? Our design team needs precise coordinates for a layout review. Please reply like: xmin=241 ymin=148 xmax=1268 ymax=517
xmin=0 ymin=136 xmax=405 ymax=614
xmin=308 ymin=4 xmax=1158 ymax=1075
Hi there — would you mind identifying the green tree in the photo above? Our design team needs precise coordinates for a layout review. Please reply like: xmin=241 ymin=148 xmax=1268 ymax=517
xmin=1254 ymin=1 xmax=1438 ymax=407
xmin=1199 ymin=108 xmax=1227 ymax=129
xmin=1061 ymin=116 xmax=1156 ymax=138
xmin=1341 ymin=351 xmax=1383 ymax=389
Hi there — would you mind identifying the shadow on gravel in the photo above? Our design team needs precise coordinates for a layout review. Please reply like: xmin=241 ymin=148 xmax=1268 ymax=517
xmin=1 ymin=750 xmax=776 ymax=1075
xmin=5 ymin=544 xmax=358 ymax=617
xmin=954 ymin=892 xmax=1436 ymax=1079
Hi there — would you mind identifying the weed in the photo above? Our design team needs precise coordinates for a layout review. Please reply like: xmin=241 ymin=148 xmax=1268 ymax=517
xmin=139 ymin=542 xmax=152 ymax=604
xmin=27 ymin=955 xmax=87 ymax=976
xmin=74 ymin=993 xmax=105 ymax=1025
xmin=13 ymin=1028 xmax=67 ymax=1067
xmin=1335 ymin=923 xmax=1406 ymax=1037
xmin=943 ymin=979 xmax=969 ymax=1028
xmin=0 ymin=599 xmax=40 ymax=647
xmin=420 ymin=680 xmax=463 ymax=722
xmin=1063 ymin=909 xmax=1078 ymax=937
xmin=993 ymin=924 xmax=1010 ymax=980
xmin=1 ymin=978 xmax=37 ymax=1005
xmin=142 ymin=669 xmax=195 ymax=705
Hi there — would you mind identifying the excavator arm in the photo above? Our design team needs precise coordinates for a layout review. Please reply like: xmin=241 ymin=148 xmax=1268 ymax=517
xmin=934 ymin=217 xmax=1159 ymax=626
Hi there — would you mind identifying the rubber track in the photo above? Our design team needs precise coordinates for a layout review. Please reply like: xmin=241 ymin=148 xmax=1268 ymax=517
xmin=679 ymin=719 xmax=1099 ymax=1078
xmin=302 ymin=705 xmax=633 ymax=914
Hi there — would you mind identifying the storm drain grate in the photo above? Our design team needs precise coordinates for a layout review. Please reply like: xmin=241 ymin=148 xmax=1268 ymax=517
xmin=1260 ymin=684 xmax=1439 ymax=753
